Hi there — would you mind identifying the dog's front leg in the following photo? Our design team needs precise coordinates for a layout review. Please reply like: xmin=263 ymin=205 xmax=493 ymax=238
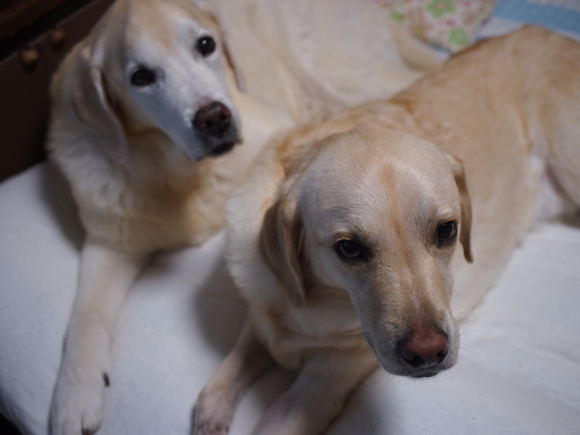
xmin=193 ymin=320 xmax=275 ymax=435
xmin=50 ymin=238 xmax=148 ymax=435
xmin=251 ymin=348 xmax=378 ymax=435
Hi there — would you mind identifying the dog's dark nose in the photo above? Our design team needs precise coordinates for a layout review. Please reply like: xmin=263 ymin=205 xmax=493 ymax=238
xmin=399 ymin=325 xmax=448 ymax=369
xmin=193 ymin=102 xmax=232 ymax=137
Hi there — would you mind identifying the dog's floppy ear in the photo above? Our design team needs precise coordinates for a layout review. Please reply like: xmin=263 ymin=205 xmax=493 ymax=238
xmin=193 ymin=0 xmax=247 ymax=93
xmin=445 ymin=153 xmax=473 ymax=263
xmin=259 ymin=194 xmax=306 ymax=308
xmin=64 ymin=45 xmax=128 ymax=162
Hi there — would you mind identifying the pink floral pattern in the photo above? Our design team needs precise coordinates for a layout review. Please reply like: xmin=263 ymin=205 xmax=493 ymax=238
xmin=377 ymin=0 xmax=496 ymax=52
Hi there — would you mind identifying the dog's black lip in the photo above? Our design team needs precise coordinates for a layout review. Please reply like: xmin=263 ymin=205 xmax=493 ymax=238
xmin=410 ymin=371 xmax=440 ymax=378
xmin=396 ymin=354 xmax=446 ymax=378
xmin=208 ymin=141 xmax=235 ymax=157
xmin=379 ymin=360 xmax=443 ymax=379
xmin=374 ymin=345 xmax=448 ymax=379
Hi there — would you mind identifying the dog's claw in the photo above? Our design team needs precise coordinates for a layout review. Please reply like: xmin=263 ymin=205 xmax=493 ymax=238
xmin=192 ymin=396 xmax=233 ymax=435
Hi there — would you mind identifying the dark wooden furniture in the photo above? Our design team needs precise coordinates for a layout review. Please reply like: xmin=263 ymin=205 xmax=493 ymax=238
xmin=0 ymin=0 xmax=115 ymax=184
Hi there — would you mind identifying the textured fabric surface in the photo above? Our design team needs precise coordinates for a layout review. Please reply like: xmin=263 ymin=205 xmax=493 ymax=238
xmin=479 ymin=0 xmax=580 ymax=41
xmin=1 ymin=163 xmax=579 ymax=435
xmin=378 ymin=0 xmax=497 ymax=52
xmin=379 ymin=0 xmax=580 ymax=51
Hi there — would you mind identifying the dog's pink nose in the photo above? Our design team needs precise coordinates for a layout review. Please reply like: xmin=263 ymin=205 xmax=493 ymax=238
xmin=193 ymin=102 xmax=232 ymax=137
xmin=399 ymin=325 xmax=448 ymax=369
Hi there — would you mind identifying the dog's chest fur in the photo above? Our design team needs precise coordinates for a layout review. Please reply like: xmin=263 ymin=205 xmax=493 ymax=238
xmin=51 ymin=123 xmax=234 ymax=251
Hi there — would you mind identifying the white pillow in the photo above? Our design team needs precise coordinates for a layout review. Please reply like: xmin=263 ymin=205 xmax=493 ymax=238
xmin=1 ymin=163 xmax=579 ymax=435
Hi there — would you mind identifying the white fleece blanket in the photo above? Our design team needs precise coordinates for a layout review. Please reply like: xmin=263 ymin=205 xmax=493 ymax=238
xmin=1 ymin=161 xmax=580 ymax=435
xmin=2 ymin=1 xmax=580 ymax=434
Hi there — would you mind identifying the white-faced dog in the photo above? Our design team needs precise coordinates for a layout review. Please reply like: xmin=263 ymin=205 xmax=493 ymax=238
xmin=194 ymin=26 xmax=580 ymax=435
xmin=47 ymin=1 xmax=248 ymax=434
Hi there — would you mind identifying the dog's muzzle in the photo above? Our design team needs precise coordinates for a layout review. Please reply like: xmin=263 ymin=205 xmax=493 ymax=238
xmin=192 ymin=102 xmax=240 ymax=158
xmin=368 ymin=323 xmax=455 ymax=379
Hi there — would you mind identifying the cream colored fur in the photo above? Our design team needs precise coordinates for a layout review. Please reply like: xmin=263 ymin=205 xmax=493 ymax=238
xmin=47 ymin=0 xmax=436 ymax=434
xmin=211 ymin=0 xmax=442 ymax=126
xmin=48 ymin=1 xmax=250 ymax=432
xmin=195 ymin=27 xmax=580 ymax=435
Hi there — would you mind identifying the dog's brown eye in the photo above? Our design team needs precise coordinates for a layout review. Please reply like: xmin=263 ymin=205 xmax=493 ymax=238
xmin=335 ymin=240 xmax=364 ymax=260
xmin=437 ymin=221 xmax=457 ymax=243
xmin=197 ymin=36 xmax=216 ymax=57
xmin=130 ymin=67 xmax=156 ymax=86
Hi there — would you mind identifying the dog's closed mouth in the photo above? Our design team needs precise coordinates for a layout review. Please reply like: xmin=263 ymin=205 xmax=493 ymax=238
xmin=410 ymin=370 xmax=440 ymax=378
xmin=209 ymin=141 xmax=236 ymax=157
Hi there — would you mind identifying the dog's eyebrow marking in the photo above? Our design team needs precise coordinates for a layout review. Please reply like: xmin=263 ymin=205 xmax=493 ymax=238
xmin=103 ymin=372 xmax=110 ymax=387
xmin=430 ymin=210 xmax=459 ymax=230
xmin=332 ymin=230 xmax=363 ymax=241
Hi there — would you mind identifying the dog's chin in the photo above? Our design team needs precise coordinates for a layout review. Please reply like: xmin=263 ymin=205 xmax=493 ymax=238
xmin=190 ymin=126 xmax=241 ymax=160
xmin=184 ymin=138 xmax=238 ymax=162
xmin=377 ymin=357 xmax=447 ymax=379
xmin=208 ymin=141 xmax=236 ymax=157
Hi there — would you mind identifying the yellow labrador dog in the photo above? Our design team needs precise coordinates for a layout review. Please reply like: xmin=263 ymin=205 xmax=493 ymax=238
xmin=194 ymin=27 xmax=580 ymax=435
xmin=47 ymin=1 xmax=249 ymax=434
xmin=47 ymin=1 xmax=438 ymax=434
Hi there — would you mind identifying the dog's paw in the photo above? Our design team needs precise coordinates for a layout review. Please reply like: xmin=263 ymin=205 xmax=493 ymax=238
xmin=192 ymin=390 xmax=233 ymax=435
xmin=49 ymin=367 xmax=109 ymax=435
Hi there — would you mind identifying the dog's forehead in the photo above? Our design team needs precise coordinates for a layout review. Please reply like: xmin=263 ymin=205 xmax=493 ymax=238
xmin=99 ymin=0 xmax=218 ymax=63
xmin=129 ymin=2 xmax=216 ymax=49
xmin=300 ymin=125 xmax=460 ymax=234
